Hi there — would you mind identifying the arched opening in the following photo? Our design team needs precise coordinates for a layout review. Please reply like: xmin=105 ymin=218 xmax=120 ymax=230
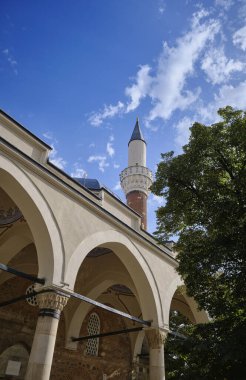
xmin=65 ymin=230 xmax=162 ymax=325
xmin=0 ymin=159 xmax=64 ymax=284
xmin=170 ymin=288 xmax=196 ymax=323
xmin=163 ymin=286 xmax=209 ymax=378
xmin=56 ymin=241 xmax=159 ymax=379
xmin=0 ymin=169 xmax=59 ymax=379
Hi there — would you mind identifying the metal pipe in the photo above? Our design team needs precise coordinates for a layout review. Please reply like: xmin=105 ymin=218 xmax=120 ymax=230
xmin=0 ymin=263 xmax=45 ymax=284
xmin=72 ymin=326 xmax=143 ymax=342
xmin=67 ymin=289 xmax=151 ymax=327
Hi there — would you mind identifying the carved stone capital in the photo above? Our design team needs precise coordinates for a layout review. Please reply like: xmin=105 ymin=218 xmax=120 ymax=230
xmin=145 ymin=328 xmax=168 ymax=349
xmin=37 ymin=291 xmax=69 ymax=312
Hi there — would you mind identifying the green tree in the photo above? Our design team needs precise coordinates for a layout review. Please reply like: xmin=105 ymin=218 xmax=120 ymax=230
xmin=152 ymin=107 xmax=246 ymax=379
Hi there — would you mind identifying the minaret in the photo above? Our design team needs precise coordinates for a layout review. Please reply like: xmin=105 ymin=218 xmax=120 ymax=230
xmin=120 ymin=118 xmax=153 ymax=230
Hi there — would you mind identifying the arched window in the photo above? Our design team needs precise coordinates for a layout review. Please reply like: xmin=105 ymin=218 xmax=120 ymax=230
xmin=0 ymin=343 xmax=29 ymax=379
xmin=86 ymin=312 xmax=100 ymax=356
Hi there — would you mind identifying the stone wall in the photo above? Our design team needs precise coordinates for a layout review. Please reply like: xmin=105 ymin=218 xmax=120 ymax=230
xmin=0 ymin=277 xmax=38 ymax=379
xmin=51 ymin=306 xmax=132 ymax=380
xmin=0 ymin=277 xmax=133 ymax=380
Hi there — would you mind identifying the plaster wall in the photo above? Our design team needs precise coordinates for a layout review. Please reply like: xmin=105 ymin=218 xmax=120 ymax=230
xmin=101 ymin=190 xmax=141 ymax=230
xmin=0 ymin=113 xmax=50 ymax=163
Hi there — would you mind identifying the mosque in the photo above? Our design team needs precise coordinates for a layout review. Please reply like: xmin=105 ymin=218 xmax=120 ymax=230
xmin=0 ymin=110 xmax=208 ymax=380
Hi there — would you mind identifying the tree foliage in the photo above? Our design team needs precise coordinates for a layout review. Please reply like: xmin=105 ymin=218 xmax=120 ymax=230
xmin=152 ymin=107 xmax=246 ymax=379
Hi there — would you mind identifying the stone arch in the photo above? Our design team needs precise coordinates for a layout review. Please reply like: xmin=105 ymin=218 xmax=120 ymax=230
xmin=0 ymin=156 xmax=63 ymax=284
xmin=66 ymin=275 xmax=137 ymax=350
xmin=133 ymin=329 xmax=145 ymax=359
xmin=164 ymin=276 xmax=209 ymax=325
xmin=65 ymin=230 xmax=163 ymax=325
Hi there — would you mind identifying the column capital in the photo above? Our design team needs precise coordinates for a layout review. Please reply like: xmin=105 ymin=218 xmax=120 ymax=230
xmin=145 ymin=328 xmax=168 ymax=349
xmin=37 ymin=291 xmax=69 ymax=318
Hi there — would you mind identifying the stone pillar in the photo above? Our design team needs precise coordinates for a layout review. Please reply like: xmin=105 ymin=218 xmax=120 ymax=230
xmin=145 ymin=328 xmax=168 ymax=380
xmin=25 ymin=291 xmax=68 ymax=380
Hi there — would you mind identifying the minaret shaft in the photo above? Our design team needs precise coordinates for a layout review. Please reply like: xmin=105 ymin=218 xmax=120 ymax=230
xmin=128 ymin=140 xmax=146 ymax=167
xmin=120 ymin=118 xmax=152 ymax=230
xmin=127 ymin=191 xmax=147 ymax=229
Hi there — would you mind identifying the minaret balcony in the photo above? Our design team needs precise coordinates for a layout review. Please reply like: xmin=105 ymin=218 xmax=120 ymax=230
xmin=120 ymin=165 xmax=153 ymax=178
xmin=120 ymin=165 xmax=153 ymax=196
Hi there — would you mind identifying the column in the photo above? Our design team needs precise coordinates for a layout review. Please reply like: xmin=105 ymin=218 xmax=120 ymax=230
xmin=25 ymin=291 xmax=68 ymax=380
xmin=145 ymin=328 xmax=168 ymax=380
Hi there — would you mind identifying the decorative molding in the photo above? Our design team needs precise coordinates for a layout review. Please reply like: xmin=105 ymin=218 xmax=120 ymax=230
xmin=145 ymin=328 xmax=168 ymax=349
xmin=120 ymin=165 xmax=153 ymax=196
xmin=37 ymin=291 xmax=69 ymax=312
xmin=26 ymin=284 xmax=38 ymax=307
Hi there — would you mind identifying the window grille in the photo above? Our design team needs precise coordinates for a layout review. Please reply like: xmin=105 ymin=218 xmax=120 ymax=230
xmin=85 ymin=312 xmax=100 ymax=356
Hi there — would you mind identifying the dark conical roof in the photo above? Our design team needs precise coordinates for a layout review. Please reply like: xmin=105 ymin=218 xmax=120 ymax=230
xmin=128 ymin=118 xmax=146 ymax=145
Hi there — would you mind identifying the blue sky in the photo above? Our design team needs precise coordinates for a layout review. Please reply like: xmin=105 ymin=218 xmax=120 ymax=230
xmin=1 ymin=0 xmax=246 ymax=232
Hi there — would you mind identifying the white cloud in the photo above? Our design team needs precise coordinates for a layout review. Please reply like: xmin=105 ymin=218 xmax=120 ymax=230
xmin=233 ymin=25 xmax=246 ymax=51
xmin=144 ymin=119 xmax=159 ymax=132
xmin=158 ymin=0 xmax=166 ymax=14
xmin=113 ymin=181 xmax=121 ymax=191
xmin=49 ymin=145 xmax=66 ymax=170
xmin=88 ymin=155 xmax=109 ymax=172
xmin=106 ymin=142 xmax=115 ymax=157
xmin=201 ymin=47 xmax=244 ymax=84
xmin=238 ymin=1 xmax=246 ymax=19
xmin=87 ymin=6 xmax=244 ymax=146
xmin=125 ymin=65 xmax=152 ymax=112
xmin=148 ymin=194 xmax=165 ymax=207
xmin=198 ymin=80 xmax=246 ymax=124
xmin=215 ymin=0 xmax=234 ymax=10
xmin=214 ymin=80 xmax=246 ymax=109
xmin=44 ymin=133 xmax=65 ymax=169
xmin=88 ymin=101 xmax=124 ymax=126
xmin=124 ymin=10 xmax=220 ymax=123
xmin=43 ymin=131 xmax=53 ymax=140
xmin=88 ymin=9 xmax=223 ymax=130
xmin=174 ymin=117 xmax=193 ymax=148
xmin=113 ymin=163 xmax=120 ymax=169
xmin=147 ymin=12 xmax=220 ymax=122
xmin=106 ymin=135 xmax=115 ymax=157
xmin=153 ymin=194 xmax=164 ymax=206
xmin=2 ymin=48 xmax=18 ymax=75
xmin=71 ymin=164 xmax=87 ymax=178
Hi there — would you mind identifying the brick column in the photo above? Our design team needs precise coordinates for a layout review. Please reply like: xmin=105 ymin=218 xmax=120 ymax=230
xmin=127 ymin=190 xmax=147 ymax=229
xmin=25 ymin=291 xmax=68 ymax=380
xmin=145 ymin=328 xmax=168 ymax=380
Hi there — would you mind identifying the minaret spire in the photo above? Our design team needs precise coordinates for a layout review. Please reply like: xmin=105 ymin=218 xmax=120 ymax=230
xmin=129 ymin=117 xmax=145 ymax=145
xmin=120 ymin=118 xmax=153 ymax=230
